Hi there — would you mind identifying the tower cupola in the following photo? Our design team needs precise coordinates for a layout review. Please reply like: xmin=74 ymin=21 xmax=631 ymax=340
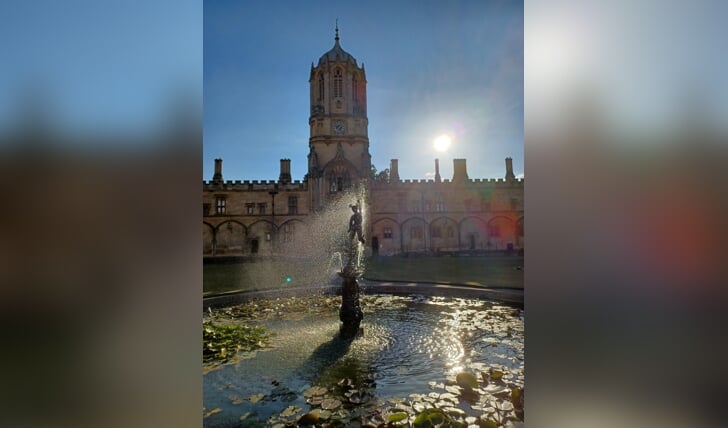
xmin=318 ymin=22 xmax=358 ymax=66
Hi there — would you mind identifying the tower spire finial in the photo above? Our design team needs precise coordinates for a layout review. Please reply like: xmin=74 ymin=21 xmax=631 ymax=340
xmin=335 ymin=19 xmax=339 ymax=42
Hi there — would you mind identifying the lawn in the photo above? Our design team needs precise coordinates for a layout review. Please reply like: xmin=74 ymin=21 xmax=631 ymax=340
xmin=363 ymin=255 xmax=523 ymax=289
xmin=203 ymin=258 xmax=335 ymax=296
xmin=204 ymin=254 xmax=523 ymax=296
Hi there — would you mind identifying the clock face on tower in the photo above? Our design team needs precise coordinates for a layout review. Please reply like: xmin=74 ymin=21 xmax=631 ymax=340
xmin=334 ymin=121 xmax=345 ymax=135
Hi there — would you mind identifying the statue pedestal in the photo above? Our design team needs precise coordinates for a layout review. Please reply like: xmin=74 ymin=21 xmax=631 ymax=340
xmin=339 ymin=263 xmax=363 ymax=339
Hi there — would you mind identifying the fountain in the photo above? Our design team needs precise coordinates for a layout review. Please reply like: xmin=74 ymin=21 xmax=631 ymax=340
xmin=338 ymin=203 xmax=365 ymax=339
xmin=202 ymin=193 xmax=525 ymax=427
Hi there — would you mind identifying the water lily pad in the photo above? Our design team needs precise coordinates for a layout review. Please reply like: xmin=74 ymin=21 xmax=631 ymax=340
xmin=413 ymin=408 xmax=448 ymax=428
xmin=483 ymin=384 xmax=508 ymax=394
xmin=321 ymin=398 xmax=342 ymax=410
xmin=306 ymin=396 xmax=323 ymax=405
xmin=510 ymin=387 xmax=523 ymax=409
xmin=456 ymin=372 xmax=479 ymax=389
xmin=388 ymin=412 xmax=409 ymax=423
xmin=445 ymin=385 xmax=462 ymax=395
xmin=247 ymin=393 xmax=265 ymax=403
xmin=203 ymin=407 xmax=222 ymax=418
xmin=311 ymin=409 xmax=331 ymax=420
xmin=439 ymin=392 xmax=459 ymax=402
xmin=304 ymin=386 xmax=327 ymax=397
xmin=239 ymin=411 xmax=255 ymax=420
xmin=412 ymin=402 xmax=428 ymax=412
xmin=481 ymin=419 xmax=498 ymax=428
xmin=280 ymin=405 xmax=301 ymax=418
xmin=444 ymin=406 xmax=466 ymax=417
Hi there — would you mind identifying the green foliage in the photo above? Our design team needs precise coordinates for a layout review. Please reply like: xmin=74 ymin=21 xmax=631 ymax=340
xmin=413 ymin=408 xmax=465 ymax=428
xmin=388 ymin=412 xmax=408 ymax=423
xmin=202 ymin=321 xmax=272 ymax=365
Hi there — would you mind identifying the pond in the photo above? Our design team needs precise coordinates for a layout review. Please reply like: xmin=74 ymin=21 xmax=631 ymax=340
xmin=203 ymin=294 xmax=524 ymax=427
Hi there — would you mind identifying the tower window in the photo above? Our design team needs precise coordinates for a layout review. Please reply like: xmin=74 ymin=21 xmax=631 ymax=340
xmin=288 ymin=196 xmax=298 ymax=214
xmin=216 ymin=197 xmax=226 ymax=215
xmin=318 ymin=74 xmax=324 ymax=101
xmin=435 ymin=193 xmax=445 ymax=212
xmin=334 ymin=68 xmax=342 ymax=98
xmin=352 ymin=75 xmax=357 ymax=103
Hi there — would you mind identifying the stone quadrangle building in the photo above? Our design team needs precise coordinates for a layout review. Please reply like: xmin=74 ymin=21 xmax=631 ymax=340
xmin=203 ymin=30 xmax=524 ymax=257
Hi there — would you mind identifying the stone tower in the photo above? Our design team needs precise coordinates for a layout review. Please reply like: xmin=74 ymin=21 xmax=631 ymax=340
xmin=307 ymin=24 xmax=372 ymax=210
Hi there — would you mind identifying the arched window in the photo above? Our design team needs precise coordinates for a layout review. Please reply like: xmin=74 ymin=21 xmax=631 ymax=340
xmin=328 ymin=165 xmax=351 ymax=193
xmin=334 ymin=68 xmax=343 ymax=98
xmin=329 ymin=173 xmax=337 ymax=193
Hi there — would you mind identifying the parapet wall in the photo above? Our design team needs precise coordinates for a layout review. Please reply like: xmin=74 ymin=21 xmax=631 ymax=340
xmin=203 ymin=179 xmax=308 ymax=191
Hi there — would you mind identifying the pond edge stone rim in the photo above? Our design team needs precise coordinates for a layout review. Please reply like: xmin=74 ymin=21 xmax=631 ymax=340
xmin=202 ymin=281 xmax=523 ymax=310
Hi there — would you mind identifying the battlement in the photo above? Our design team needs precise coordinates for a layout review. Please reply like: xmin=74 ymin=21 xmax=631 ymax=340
xmin=202 ymin=179 xmax=307 ymax=191
xmin=401 ymin=179 xmax=436 ymax=184
xmin=369 ymin=175 xmax=523 ymax=190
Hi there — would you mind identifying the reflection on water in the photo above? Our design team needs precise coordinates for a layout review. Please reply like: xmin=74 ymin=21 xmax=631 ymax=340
xmin=203 ymin=295 xmax=524 ymax=427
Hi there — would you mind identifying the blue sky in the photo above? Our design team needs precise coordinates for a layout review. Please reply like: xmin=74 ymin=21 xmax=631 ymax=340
xmin=204 ymin=0 xmax=523 ymax=182
xmin=0 ymin=1 xmax=201 ymax=136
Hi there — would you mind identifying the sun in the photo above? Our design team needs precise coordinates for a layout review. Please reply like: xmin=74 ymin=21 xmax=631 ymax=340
xmin=433 ymin=134 xmax=452 ymax=152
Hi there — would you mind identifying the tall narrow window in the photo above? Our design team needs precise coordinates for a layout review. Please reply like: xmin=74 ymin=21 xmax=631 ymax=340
xmin=257 ymin=203 xmax=266 ymax=215
xmin=283 ymin=223 xmax=294 ymax=242
xmin=352 ymin=75 xmax=357 ymax=103
xmin=334 ymin=69 xmax=343 ymax=98
xmin=435 ymin=193 xmax=445 ymax=212
xmin=288 ymin=196 xmax=298 ymax=214
xmin=318 ymin=74 xmax=324 ymax=101
xmin=215 ymin=197 xmax=226 ymax=215
xmin=245 ymin=203 xmax=254 ymax=215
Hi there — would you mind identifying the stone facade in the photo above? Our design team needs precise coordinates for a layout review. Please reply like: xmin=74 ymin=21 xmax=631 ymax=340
xmin=203 ymin=29 xmax=523 ymax=256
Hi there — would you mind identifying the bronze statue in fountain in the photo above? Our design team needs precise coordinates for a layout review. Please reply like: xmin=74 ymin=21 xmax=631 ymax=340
xmin=339 ymin=203 xmax=365 ymax=339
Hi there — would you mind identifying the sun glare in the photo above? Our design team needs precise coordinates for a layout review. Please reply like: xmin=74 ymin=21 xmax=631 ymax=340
xmin=434 ymin=134 xmax=452 ymax=152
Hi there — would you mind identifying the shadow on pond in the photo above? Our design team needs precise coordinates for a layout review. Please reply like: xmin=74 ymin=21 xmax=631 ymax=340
xmin=299 ymin=333 xmax=354 ymax=377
